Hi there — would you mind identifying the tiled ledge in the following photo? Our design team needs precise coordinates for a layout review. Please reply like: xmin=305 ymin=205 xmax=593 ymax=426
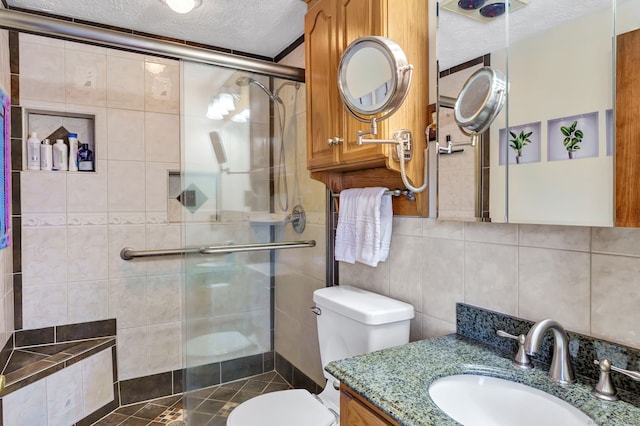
xmin=0 ymin=318 xmax=117 ymax=398
xmin=0 ymin=336 xmax=115 ymax=398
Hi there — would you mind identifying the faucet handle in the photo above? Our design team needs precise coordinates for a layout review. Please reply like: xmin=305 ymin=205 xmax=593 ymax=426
xmin=592 ymin=359 xmax=640 ymax=401
xmin=497 ymin=330 xmax=534 ymax=370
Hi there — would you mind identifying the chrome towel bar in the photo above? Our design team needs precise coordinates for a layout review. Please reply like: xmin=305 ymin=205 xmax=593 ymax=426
xmin=331 ymin=189 xmax=415 ymax=201
xmin=120 ymin=240 xmax=316 ymax=260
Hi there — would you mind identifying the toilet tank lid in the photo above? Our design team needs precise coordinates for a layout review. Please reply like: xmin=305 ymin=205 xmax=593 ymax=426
xmin=313 ymin=285 xmax=414 ymax=325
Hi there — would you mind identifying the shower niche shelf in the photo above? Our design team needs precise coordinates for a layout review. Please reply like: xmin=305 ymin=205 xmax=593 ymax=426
xmin=23 ymin=108 xmax=96 ymax=172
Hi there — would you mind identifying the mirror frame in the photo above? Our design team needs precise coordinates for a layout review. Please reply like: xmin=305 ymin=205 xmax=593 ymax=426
xmin=454 ymin=66 xmax=507 ymax=136
xmin=338 ymin=36 xmax=412 ymax=122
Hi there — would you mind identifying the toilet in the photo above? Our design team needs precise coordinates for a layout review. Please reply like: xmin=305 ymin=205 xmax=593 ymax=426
xmin=227 ymin=285 xmax=414 ymax=426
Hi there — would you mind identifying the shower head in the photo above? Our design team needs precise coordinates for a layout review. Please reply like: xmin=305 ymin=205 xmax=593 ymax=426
xmin=235 ymin=77 xmax=282 ymax=104
xmin=235 ymin=76 xmax=252 ymax=87
xmin=274 ymin=81 xmax=301 ymax=98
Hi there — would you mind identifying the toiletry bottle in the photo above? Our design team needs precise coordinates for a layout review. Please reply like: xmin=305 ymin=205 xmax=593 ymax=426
xmin=27 ymin=132 xmax=41 ymax=170
xmin=40 ymin=139 xmax=53 ymax=171
xmin=52 ymin=139 xmax=68 ymax=171
xmin=77 ymin=143 xmax=94 ymax=172
xmin=68 ymin=132 xmax=79 ymax=171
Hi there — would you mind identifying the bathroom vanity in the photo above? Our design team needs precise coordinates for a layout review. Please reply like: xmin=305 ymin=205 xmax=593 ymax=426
xmin=340 ymin=383 xmax=399 ymax=425
xmin=328 ymin=304 xmax=640 ymax=425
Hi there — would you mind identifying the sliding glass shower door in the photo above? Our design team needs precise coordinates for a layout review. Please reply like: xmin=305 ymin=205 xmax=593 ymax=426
xmin=181 ymin=60 xmax=306 ymax=424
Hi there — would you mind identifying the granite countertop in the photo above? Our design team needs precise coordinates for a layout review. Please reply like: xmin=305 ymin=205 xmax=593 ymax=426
xmin=326 ymin=334 xmax=640 ymax=426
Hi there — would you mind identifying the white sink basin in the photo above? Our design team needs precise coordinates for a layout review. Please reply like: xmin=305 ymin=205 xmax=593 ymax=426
xmin=428 ymin=374 xmax=594 ymax=426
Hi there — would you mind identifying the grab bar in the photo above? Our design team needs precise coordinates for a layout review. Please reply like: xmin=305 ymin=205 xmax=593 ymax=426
xmin=199 ymin=240 xmax=315 ymax=255
xmin=120 ymin=240 xmax=316 ymax=260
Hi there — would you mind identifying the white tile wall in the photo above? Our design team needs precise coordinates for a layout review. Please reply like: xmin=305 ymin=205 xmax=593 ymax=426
xmin=117 ymin=326 xmax=148 ymax=380
xmin=67 ymin=280 xmax=109 ymax=324
xmin=82 ymin=348 xmax=115 ymax=415
xmin=339 ymin=218 xmax=640 ymax=352
xmin=46 ymin=362 xmax=84 ymax=426
xmin=3 ymin=380 xmax=48 ymax=426
xmin=144 ymin=112 xmax=180 ymax=163
xmin=18 ymin=34 xmax=184 ymax=381
xmin=19 ymin=38 xmax=65 ymax=103
xmin=106 ymin=55 xmax=145 ymax=110
xmin=64 ymin=48 xmax=107 ymax=106
xmin=106 ymin=109 xmax=145 ymax=161
xmin=272 ymin=56 xmax=328 ymax=385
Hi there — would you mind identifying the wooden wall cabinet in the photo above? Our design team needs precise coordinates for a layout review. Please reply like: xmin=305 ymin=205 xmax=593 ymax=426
xmin=304 ymin=0 xmax=430 ymax=215
xmin=340 ymin=384 xmax=400 ymax=426
xmin=615 ymin=28 xmax=640 ymax=227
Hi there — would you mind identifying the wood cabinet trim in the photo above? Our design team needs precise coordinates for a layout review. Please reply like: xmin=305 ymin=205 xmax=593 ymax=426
xmin=340 ymin=383 xmax=400 ymax=426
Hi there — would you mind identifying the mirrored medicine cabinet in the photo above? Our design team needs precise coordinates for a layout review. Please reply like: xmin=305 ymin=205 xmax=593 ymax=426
xmin=436 ymin=0 xmax=640 ymax=227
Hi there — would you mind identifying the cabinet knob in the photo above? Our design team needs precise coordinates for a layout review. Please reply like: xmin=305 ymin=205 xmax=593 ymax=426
xmin=328 ymin=137 xmax=344 ymax=146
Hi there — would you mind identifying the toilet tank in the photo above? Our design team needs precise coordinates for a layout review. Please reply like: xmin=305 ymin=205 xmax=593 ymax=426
xmin=312 ymin=285 xmax=414 ymax=376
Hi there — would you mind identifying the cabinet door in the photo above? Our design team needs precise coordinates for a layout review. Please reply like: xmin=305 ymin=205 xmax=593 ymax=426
xmin=341 ymin=389 xmax=394 ymax=426
xmin=616 ymin=28 xmax=640 ymax=227
xmin=306 ymin=0 xmax=341 ymax=170
xmin=338 ymin=0 xmax=388 ymax=166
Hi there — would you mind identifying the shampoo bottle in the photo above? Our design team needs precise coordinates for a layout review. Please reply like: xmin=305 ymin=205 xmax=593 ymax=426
xmin=77 ymin=143 xmax=94 ymax=171
xmin=27 ymin=132 xmax=41 ymax=170
xmin=52 ymin=139 xmax=68 ymax=171
xmin=40 ymin=139 xmax=53 ymax=171
xmin=68 ymin=133 xmax=79 ymax=171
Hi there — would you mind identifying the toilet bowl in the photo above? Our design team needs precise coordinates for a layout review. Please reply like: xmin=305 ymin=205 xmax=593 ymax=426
xmin=227 ymin=389 xmax=337 ymax=426
xmin=226 ymin=285 xmax=414 ymax=426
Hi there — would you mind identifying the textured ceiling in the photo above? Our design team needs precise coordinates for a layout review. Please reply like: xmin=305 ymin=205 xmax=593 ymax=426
xmin=6 ymin=0 xmax=307 ymax=59
xmin=439 ymin=0 xmax=615 ymax=69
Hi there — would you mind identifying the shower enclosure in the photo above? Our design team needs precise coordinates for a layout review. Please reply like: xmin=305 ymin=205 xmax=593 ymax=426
xmin=0 ymin=9 xmax=315 ymax=425
xmin=181 ymin=60 xmax=308 ymax=422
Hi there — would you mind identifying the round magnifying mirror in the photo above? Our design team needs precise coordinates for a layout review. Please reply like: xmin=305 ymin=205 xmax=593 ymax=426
xmin=338 ymin=36 xmax=413 ymax=121
xmin=454 ymin=66 xmax=507 ymax=135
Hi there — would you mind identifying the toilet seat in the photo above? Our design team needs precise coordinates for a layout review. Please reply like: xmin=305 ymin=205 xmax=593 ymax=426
xmin=226 ymin=389 xmax=336 ymax=426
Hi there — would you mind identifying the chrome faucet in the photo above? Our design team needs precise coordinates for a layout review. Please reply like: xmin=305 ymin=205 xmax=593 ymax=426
xmin=592 ymin=358 xmax=640 ymax=401
xmin=524 ymin=319 xmax=576 ymax=384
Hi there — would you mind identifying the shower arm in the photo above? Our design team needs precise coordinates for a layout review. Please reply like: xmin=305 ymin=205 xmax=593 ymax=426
xmin=120 ymin=240 xmax=316 ymax=260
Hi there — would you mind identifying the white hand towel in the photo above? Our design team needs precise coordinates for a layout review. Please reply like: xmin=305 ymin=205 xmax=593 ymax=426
xmin=335 ymin=187 xmax=393 ymax=267
xmin=378 ymin=191 xmax=393 ymax=263
xmin=334 ymin=188 xmax=360 ymax=264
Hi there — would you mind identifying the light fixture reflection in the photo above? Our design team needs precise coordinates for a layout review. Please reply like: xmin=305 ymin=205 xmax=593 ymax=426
xmin=164 ymin=0 xmax=202 ymax=14
xmin=206 ymin=88 xmax=243 ymax=120
xmin=219 ymin=93 xmax=236 ymax=112
xmin=206 ymin=99 xmax=224 ymax=120
xmin=231 ymin=109 xmax=251 ymax=123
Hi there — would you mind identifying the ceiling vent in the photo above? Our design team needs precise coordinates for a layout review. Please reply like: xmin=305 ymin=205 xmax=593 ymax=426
xmin=440 ymin=0 xmax=530 ymax=22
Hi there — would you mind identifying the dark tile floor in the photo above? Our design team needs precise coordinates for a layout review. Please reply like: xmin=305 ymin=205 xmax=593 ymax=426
xmin=92 ymin=371 xmax=291 ymax=426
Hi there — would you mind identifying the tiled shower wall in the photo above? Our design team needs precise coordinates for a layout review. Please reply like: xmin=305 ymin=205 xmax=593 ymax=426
xmin=341 ymin=220 xmax=640 ymax=351
xmin=0 ymin=2 xmax=15 ymax=352
xmin=16 ymin=33 xmax=183 ymax=381
xmin=274 ymin=45 xmax=329 ymax=386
